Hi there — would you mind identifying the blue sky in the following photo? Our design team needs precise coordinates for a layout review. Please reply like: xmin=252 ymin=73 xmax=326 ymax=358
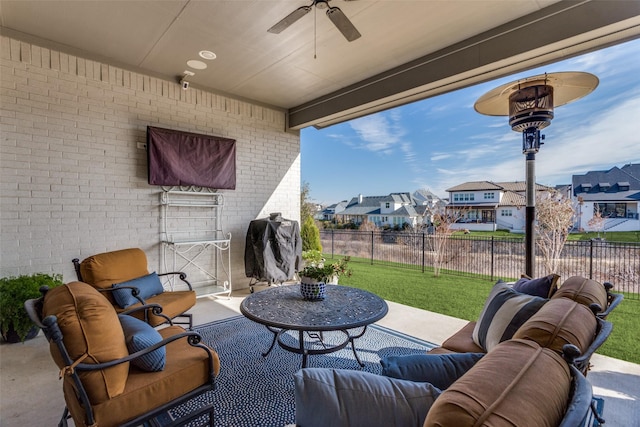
xmin=301 ymin=38 xmax=640 ymax=205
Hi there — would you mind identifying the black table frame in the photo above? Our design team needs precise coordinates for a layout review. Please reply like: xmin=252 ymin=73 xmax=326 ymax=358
xmin=240 ymin=285 xmax=388 ymax=368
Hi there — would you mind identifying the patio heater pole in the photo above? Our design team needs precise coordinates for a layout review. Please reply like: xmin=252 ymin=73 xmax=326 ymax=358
xmin=475 ymin=72 xmax=598 ymax=277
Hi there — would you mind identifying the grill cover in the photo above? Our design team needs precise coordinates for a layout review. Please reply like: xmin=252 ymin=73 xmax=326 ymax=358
xmin=244 ymin=215 xmax=302 ymax=283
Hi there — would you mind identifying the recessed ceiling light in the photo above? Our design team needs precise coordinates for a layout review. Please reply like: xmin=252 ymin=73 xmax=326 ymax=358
xmin=183 ymin=70 xmax=195 ymax=76
xmin=187 ymin=60 xmax=207 ymax=70
xmin=199 ymin=50 xmax=217 ymax=60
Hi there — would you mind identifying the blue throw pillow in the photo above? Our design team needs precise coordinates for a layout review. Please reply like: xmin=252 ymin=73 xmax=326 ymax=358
xmin=118 ymin=314 xmax=166 ymax=371
xmin=112 ymin=272 xmax=164 ymax=308
xmin=512 ymin=274 xmax=560 ymax=298
xmin=381 ymin=352 xmax=484 ymax=390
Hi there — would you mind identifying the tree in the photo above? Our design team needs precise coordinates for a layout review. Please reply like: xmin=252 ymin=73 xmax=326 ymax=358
xmin=301 ymin=215 xmax=322 ymax=252
xmin=535 ymin=190 xmax=576 ymax=273
xmin=588 ymin=205 xmax=605 ymax=239
xmin=300 ymin=181 xmax=322 ymax=252
xmin=429 ymin=206 xmax=466 ymax=277
xmin=300 ymin=181 xmax=314 ymax=224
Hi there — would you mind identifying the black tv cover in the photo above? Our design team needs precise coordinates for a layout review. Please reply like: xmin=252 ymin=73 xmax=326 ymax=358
xmin=147 ymin=126 xmax=236 ymax=189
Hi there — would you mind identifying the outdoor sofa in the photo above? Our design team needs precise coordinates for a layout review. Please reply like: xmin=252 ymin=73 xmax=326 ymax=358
xmin=294 ymin=275 xmax=621 ymax=426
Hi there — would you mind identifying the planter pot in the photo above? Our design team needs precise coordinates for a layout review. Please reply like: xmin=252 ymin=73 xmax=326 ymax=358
xmin=300 ymin=277 xmax=326 ymax=301
xmin=1 ymin=323 xmax=39 ymax=343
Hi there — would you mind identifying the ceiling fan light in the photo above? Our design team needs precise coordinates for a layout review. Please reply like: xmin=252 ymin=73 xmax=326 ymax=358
xmin=315 ymin=0 xmax=329 ymax=10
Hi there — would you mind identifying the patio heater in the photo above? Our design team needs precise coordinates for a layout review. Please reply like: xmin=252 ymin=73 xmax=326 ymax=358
xmin=474 ymin=72 xmax=598 ymax=277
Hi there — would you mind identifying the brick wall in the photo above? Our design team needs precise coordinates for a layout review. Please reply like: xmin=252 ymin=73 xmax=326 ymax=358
xmin=0 ymin=35 xmax=301 ymax=290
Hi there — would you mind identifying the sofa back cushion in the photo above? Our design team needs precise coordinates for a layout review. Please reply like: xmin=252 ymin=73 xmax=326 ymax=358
xmin=424 ymin=339 xmax=571 ymax=427
xmin=43 ymin=281 xmax=129 ymax=403
xmin=552 ymin=276 xmax=607 ymax=311
xmin=513 ymin=297 xmax=597 ymax=355
xmin=472 ymin=281 xmax=547 ymax=351
xmin=80 ymin=248 xmax=149 ymax=290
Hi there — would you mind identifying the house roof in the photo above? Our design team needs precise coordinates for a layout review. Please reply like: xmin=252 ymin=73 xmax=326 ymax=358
xmin=446 ymin=181 xmax=549 ymax=193
xmin=573 ymin=164 xmax=640 ymax=200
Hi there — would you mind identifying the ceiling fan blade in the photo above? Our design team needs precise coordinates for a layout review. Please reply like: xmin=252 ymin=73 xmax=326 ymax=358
xmin=326 ymin=6 xmax=361 ymax=41
xmin=268 ymin=5 xmax=313 ymax=34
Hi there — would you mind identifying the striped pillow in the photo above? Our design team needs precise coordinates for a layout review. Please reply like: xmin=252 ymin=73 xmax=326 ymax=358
xmin=472 ymin=281 xmax=547 ymax=351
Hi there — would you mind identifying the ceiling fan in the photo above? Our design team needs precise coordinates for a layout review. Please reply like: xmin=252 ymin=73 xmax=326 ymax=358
xmin=268 ymin=0 xmax=361 ymax=42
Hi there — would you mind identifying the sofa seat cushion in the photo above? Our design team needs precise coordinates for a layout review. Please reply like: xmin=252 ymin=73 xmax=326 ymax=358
xmin=472 ymin=281 xmax=547 ymax=352
xmin=381 ymin=352 xmax=484 ymax=390
xmin=424 ymin=339 xmax=571 ymax=427
xmin=295 ymin=368 xmax=441 ymax=427
xmin=429 ymin=321 xmax=485 ymax=354
xmin=513 ymin=274 xmax=560 ymax=298
xmin=552 ymin=276 xmax=608 ymax=312
xmin=122 ymin=290 xmax=196 ymax=327
xmin=43 ymin=281 xmax=129 ymax=403
xmin=513 ymin=297 xmax=597 ymax=355
xmin=70 ymin=325 xmax=220 ymax=427
xmin=80 ymin=248 xmax=149 ymax=290
xmin=112 ymin=272 xmax=165 ymax=308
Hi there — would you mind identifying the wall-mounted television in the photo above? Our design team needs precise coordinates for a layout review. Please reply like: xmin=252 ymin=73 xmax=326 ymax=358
xmin=147 ymin=126 xmax=236 ymax=189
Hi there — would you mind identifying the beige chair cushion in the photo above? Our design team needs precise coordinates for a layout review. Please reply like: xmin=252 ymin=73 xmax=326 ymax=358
xmin=64 ymin=325 xmax=221 ymax=427
xmin=552 ymin=276 xmax=608 ymax=311
xmin=43 ymin=281 xmax=129 ymax=403
xmin=424 ymin=339 xmax=571 ymax=427
xmin=80 ymin=248 xmax=149 ymax=290
xmin=513 ymin=297 xmax=597 ymax=355
xmin=428 ymin=321 xmax=485 ymax=354
xmin=127 ymin=290 xmax=197 ymax=327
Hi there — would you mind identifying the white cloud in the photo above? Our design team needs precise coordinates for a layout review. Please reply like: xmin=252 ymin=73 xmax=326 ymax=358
xmin=349 ymin=112 xmax=406 ymax=152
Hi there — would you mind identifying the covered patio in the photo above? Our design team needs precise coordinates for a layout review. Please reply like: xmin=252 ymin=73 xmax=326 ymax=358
xmin=1 ymin=287 xmax=639 ymax=426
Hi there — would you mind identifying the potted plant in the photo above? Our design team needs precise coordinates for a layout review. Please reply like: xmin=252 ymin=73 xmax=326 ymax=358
xmin=298 ymin=256 xmax=352 ymax=300
xmin=0 ymin=273 xmax=63 ymax=343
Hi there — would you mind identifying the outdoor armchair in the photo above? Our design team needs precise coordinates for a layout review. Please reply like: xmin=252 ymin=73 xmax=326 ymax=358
xmin=73 ymin=247 xmax=196 ymax=328
xmin=24 ymin=281 xmax=219 ymax=427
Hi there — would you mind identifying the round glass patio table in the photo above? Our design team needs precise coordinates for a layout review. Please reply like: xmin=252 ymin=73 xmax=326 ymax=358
xmin=240 ymin=284 xmax=388 ymax=368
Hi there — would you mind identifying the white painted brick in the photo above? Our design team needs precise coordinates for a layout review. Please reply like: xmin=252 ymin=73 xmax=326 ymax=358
xmin=1 ymin=35 xmax=299 ymax=286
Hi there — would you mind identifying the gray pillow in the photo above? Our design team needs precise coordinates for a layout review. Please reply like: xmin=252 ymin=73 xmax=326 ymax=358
xmin=294 ymin=368 xmax=441 ymax=427
xmin=381 ymin=352 xmax=484 ymax=390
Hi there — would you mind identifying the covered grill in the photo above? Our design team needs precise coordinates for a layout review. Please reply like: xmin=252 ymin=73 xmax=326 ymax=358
xmin=244 ymin=213 xmax=302 ymax=292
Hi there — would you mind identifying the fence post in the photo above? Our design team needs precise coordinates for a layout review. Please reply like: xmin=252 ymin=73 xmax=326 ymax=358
xmin=422 ymin=233 xmax=426 ymax=273
xmin=370 ymin=231 xmax=374 ymax=265
xmin=331 ymin=229 xmax=335 ymax=258
xmin=491 ymin=236 xmax=495 ymax=281
xmin=589 ymin=239 xmax=596 ymax=279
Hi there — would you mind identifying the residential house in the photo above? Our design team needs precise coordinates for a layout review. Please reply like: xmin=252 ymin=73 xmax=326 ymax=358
xmin=446 ymin=181 xmax=550 ymax=232
xmin=317 ymin=201 xmax=348 ymax=222
xmin=336 ymin=193 xmax=423 ymax=229
xmin=572 ymin=164 xmax=640 ymax=232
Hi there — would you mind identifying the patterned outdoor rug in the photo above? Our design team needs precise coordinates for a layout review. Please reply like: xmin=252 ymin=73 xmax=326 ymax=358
xmin=154 ymin=315 xmax=435 ymax=427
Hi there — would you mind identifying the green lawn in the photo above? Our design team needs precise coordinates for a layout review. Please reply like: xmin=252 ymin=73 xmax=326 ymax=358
xmin=338 ymin=258 xmax=640 ymax=364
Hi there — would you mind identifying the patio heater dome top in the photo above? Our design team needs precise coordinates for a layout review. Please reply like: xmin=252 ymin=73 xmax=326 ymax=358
xmin=474 ymin=71 xmax=599 ymax=117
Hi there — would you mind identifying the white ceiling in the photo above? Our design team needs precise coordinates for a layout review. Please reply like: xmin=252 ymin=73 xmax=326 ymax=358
xmin=1 ymin=0 xmax=639 ymax=129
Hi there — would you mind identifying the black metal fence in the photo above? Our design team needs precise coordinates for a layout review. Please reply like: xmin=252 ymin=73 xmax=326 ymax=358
xmin=320 ymin=230 xmax=640 ymax=299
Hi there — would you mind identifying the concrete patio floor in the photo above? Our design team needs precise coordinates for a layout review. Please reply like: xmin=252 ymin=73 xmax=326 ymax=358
xmin=1 ymin=284 xmax=638 ymax=426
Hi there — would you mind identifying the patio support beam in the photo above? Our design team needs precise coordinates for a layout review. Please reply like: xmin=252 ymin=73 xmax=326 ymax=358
xmin=288 ymin=1 xmax=640 ymax=130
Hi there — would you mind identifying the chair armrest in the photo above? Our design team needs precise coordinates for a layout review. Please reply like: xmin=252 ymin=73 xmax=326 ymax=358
xmin=597 ymin=290 xmax=623 ymax=319
xmin=558 ymin=364 xmax=594 ymax=427
xmin=121 ymin=303 xmax=172 ymax=325
xmin=158 ymin=271 xmax=193 ymax=290
xmin=73 ymin=330 xmax=216 ymax=376
xmin=573 ymin=318 xmax=612 ymax=375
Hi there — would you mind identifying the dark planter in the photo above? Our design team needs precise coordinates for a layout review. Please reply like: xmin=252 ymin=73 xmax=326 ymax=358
xmin=1 ymin=323 xmax=39 ymax=343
